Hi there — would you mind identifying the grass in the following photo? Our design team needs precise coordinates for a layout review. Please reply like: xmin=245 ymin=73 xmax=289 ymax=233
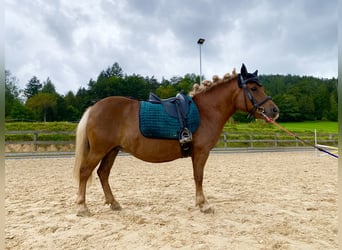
xmin=5 ymin=122 xmax=77 ymax=132
xmin=5 ymin=121 xmax=337 ymax=134
xmin=224 ymin=120 xmax=338 ymax=133
xmin=276 ymin=121 xmax=338 ymax=133
xmin=5 ymin=122 xmax=77 ymax=142
xmin=4 ymin=121 xmax=338 ymax=145
xmin=220 ymin=120 xmax=338 ymax=148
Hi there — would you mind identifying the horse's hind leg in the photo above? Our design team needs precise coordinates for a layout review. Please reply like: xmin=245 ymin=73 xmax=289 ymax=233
xmin=97 ymin=148 xmax=122 ymax=211
xmin=76 ymin=153 xmax=102 ymax=217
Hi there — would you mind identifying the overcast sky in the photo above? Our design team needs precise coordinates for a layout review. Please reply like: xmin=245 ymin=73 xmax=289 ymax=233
xmin=5 ymin=0 xmax=338 ymax=94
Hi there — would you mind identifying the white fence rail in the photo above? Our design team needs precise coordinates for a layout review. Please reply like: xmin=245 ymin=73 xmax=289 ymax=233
xmin=5 ymin=130 xmax=338 ymax=152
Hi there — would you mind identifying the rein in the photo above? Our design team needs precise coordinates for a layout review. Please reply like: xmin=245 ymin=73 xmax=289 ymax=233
xmin=259 ymin=111 xmax=338 ymax=159
xmin=237 ymin=68 xmax=337 ymax=159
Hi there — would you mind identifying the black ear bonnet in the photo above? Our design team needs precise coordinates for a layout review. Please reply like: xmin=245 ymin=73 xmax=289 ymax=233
xmin=237 ymin=63 xmax=262 ymax=88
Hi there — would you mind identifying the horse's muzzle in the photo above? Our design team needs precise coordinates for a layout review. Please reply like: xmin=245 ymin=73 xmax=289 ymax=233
xmin=264 ymin=105 xmax=279 ymax=120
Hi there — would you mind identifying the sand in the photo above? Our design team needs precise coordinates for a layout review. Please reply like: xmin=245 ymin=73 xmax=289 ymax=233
xmin=5 ymin=151 xmax=337 ymax=249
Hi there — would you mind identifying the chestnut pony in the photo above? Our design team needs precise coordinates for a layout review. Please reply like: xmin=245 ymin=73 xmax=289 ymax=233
xmin=74 ymin=64 xmax=279 ymax=216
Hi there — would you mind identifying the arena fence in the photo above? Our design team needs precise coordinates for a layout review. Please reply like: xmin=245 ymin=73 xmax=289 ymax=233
xmin=5 ymin=131 xmax=75 ymax=152
xmin=314 ymin=129 xmax=338 ymax=157
xmin=5 ymin=130 xmax=338 ymax=153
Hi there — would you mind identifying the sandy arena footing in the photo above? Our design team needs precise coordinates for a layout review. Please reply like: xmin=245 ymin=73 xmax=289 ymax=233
xmin=5 ymin=151 xmax=337 ymax=249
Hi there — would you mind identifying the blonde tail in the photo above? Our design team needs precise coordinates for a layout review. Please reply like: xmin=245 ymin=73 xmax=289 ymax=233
xmin=74 ymin=107 xmax=91 ymax=185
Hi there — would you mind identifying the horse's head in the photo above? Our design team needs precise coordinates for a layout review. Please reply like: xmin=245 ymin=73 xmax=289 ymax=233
xmin=235 ymin=64 xmax=279 ymax=120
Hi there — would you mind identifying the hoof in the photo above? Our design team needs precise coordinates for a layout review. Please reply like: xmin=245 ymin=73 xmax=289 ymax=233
xmin=76 ymin=206 xmax=91 ymax=217
xmin=110 ymin=202 xmax=122 ymax=211
xmin=200 ymin=204 xmax=215 ymax=214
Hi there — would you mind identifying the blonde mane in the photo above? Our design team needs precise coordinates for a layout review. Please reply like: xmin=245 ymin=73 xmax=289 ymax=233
xmin=189 ymin=68 xmax=237 ymax=97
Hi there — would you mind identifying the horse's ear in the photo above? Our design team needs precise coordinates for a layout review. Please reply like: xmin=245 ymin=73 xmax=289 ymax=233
xmin=253 ymin=70 xmax=258 ymax=76
xmin=241 ymin=64 xmax=248 ymax=78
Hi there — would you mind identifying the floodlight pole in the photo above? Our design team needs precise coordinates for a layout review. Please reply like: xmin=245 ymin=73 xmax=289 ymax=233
xmin=197 ymin=38 xmax=205 ymax=83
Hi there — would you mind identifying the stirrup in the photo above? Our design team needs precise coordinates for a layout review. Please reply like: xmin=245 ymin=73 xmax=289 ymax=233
xmin=179 ymin=128 xmax=192 ymax=144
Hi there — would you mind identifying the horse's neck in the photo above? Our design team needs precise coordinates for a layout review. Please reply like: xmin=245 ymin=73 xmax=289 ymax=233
xmin=194 ymin=80 xmax=237 ymax=132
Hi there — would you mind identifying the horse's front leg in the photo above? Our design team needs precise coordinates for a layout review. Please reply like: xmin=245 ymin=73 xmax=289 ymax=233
xmin=191 ymin=151 xmax=214 ymax=213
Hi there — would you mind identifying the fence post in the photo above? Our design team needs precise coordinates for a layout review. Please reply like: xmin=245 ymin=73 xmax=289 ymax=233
xmin=315 ymin=129 xmax=318 ymax=157
xmin=34 ymin=132 xmax=38 ymax=151
xmin=223 ymin=132 xmax=227 ymax=149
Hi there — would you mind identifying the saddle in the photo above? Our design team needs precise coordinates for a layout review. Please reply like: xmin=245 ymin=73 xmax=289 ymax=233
xmin=148 ymin=92 xmax=190 ymax=119
xmin=146 ymin=92 xmax=194 ymax=157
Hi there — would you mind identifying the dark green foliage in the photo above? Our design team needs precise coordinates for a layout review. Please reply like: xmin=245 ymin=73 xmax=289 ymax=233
xmin=5 ymin=64 xmax=338 ymax=123
xmin=24 ymin=76 xmax=42 ymax=98
xmin=41 ymin=77 xmax=57 ymax=94
xmin=5 ymin=71 xmax=32 ymax=121
xmin=260 ymin=75 xmax=337 ymax=122
xmin=25 ymin=92 xmax=57 ymax=122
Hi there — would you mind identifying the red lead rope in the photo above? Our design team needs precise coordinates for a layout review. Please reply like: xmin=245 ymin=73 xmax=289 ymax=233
xmin=259 ymin=112 xmax=338 ymax=159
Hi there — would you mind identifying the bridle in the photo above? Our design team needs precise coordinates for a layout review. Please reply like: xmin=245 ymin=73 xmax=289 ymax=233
xmin=237 ymin=74 xmax=272 ymax=118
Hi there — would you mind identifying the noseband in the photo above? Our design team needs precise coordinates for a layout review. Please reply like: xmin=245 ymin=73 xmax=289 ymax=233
xmin=238 ymin=74 xmax=272 ymax=118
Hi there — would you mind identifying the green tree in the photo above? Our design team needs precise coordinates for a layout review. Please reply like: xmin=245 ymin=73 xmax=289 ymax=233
xmin=121 ymin=74 xmax=150 ymax=99
xmin=42 ymin=77 xmax=57 ymax=94
xmin=8 ymin=102 xmax=33 ymax=121
xmin=273 ymin=94 xmax=301 ymax=122
xmin=26 ymin=92 xmax=57 ymax=122
xmin=7 ymin=63 xmax=337 ymax=122
xmin=24 ymin=76 xmax=42 ymax=98
xmin=105 ymin=62 xmax=124 ymax=78
xmin=63 ymin=91 xmax=80 ymax=121
xmin=261 ymin=74 xmax=337 ymax=121
xmin=298 ymin=95 xmax=315 ymax=120
xmin=327 ymin=93 xmax=338 ymax=121
xmin=90 ymin=75 xmax=123 ymax=100
xmin=64 ymin=91 xmax=77 ymax=106
xmin=176 ymin=73 xmax=197 ymax=94
xmin=40 ymin=78 xmax=71 ymax=121
xmin=5 ymin=70 xmax=20 ymax=116
xmin=156 ymin=84 xmax=177 ymax=98
xmin=145 ymin=76 xmax=160 ymax=93
xmin=5 ymin=70 xmax=32 ymax=120
xmin=169 ymin=76 xmax=182 ymax=85
xmin=75 ymin=87 xmax=93 ymax=116
xmin=313 ymin=84 xmax=329 ymax=120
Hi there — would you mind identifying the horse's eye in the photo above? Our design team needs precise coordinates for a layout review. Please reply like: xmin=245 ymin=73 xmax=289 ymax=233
xmin=251 ymin=87 xmax=257 ymax=92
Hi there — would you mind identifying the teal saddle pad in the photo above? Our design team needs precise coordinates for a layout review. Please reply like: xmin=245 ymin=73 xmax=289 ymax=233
xmin=139 ymin=97 xmax=200 ymax=139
